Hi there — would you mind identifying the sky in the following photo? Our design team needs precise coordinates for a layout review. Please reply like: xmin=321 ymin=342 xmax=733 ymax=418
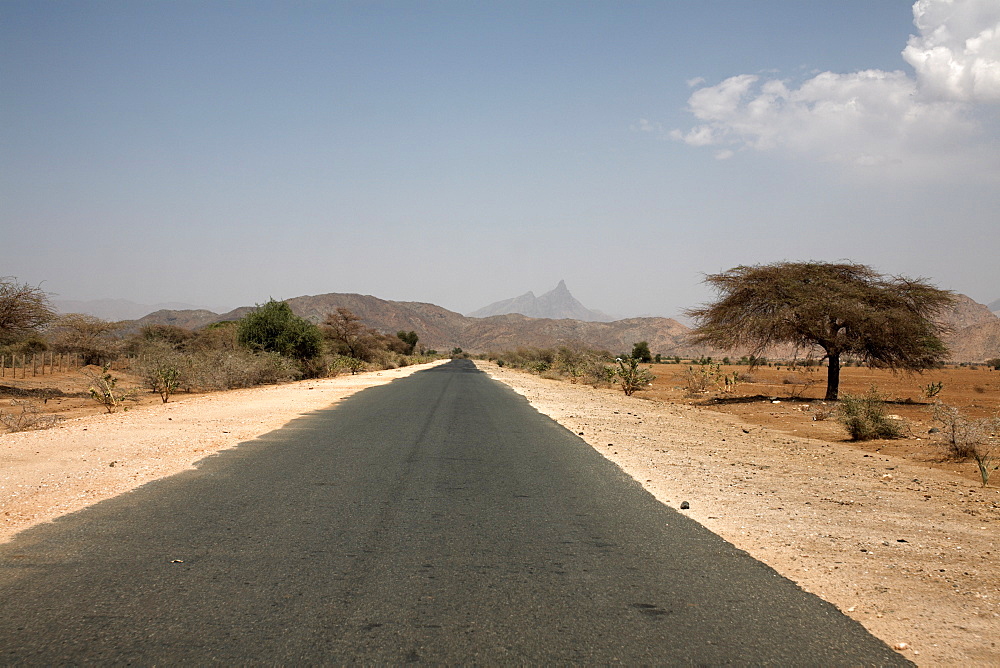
xmin=3 ymin=0 xmax=999 ymax=319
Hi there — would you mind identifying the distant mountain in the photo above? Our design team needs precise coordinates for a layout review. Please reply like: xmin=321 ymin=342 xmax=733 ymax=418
xmin=468 ymin=280 xmax=613 ymax=322
xmin=989 ymin=297 xmax=1000 ymax=316
xmin=129 ymin=291 xmax=1000 ymax=362
xmin=54 ymin=298 xmax=208 ymax=321
xmin=135 ymin=292 xmax=699 ymax=356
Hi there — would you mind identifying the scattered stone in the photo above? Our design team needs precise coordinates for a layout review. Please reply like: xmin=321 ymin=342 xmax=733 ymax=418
xmin=680 ymin=501 xmax=690 ymax=510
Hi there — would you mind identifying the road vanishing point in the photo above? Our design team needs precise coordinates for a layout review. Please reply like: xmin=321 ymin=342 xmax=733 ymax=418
xmin=0 ymin=360 xmax=909 ymax=665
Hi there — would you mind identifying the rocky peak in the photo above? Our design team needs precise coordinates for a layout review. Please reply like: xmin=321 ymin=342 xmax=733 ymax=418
xmin=468 ymin=281 xmax=612 ymax=321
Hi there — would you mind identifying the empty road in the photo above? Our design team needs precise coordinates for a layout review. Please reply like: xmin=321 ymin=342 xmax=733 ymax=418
xmin=0 ymin=359 xmax=907 ymax=664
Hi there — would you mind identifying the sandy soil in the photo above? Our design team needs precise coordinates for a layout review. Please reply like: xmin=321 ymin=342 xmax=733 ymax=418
xmin=475 ymin=361 xmax=1000 ymax=665
xmin=2 ymin=358 xmax=996 ymax=664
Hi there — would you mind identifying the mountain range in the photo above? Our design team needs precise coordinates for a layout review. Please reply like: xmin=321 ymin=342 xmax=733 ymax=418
xmin=127 ymin=287 xmax=1000 ymax=362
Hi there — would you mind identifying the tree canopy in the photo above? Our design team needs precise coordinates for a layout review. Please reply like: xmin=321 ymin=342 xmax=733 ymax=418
xmin=686 ymin=261 xmax=955 ymax=400
xmin=0 ymin=277 xmax=55 ymax=344
xmin=630 ymin=341 xmax=653 ymax=363
xmin=237 ymin=300 xmax=322 ymax=363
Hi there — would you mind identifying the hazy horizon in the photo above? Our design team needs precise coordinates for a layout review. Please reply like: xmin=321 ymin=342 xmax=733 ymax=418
xmin=4 ymin=1 xmax=999 ymax=318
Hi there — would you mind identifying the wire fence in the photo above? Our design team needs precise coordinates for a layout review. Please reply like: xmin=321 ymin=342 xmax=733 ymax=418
xmin=0 ymin=353 xmax=85 ymax=380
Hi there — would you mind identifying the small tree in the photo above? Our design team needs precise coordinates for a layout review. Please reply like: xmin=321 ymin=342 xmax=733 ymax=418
xmin=0 ymin=278 xmax=55 ymax=344
xmin=631 ymin=341 xmax=653 ymax=363
xmin=324 ymin=308 xmax=371 ymax=359
xmin=49 ymin=314 xmax=123 ymax=365
xmin=686 ymin=261 xmax=954 ymax=400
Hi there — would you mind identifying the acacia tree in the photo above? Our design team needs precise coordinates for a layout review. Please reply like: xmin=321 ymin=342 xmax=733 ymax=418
xmin=685 ymin=261 xmax=954 ymax=400
xmin=49 ymin=314 xmax=123 ymax=365
xmin=324 ymin=308 xmax=372 ymax=359
xmin=0 ymin=278 xmax=55 ymax=344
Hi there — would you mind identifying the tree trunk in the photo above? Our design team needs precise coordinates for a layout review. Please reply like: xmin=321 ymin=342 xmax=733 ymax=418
xmin=825 ymin=352 xmax=841 ymax=401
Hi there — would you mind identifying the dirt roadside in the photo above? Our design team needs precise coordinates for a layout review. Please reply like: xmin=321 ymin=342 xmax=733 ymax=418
xmin=475 ymin=361 xmax=999 ymax=666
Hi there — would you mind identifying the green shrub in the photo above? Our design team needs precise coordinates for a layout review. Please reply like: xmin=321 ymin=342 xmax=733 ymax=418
xmin=329 ymin=355 xmax=367 ymax=376
xmin=615 ymin=357 xmax=655 ymax=396
xmin=838 ymin=387 xmax=903 ymax=441
xmin=922 ymin=380 xmax=944 ymax=399
xmin=84 ymin=364 xmax=138 ymax=413
xmin=238 ymin=300 xmax=322 ymax=365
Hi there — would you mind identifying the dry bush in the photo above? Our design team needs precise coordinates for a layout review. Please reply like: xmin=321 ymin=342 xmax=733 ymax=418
xmin=932 ymin=403 xmax=1000 ymax=488
xmin=811 ymin=405 xmax=836 ymax=421
xmin=183 ymin=350 xmax=298 ymax=391
xmin=0 ymin=400 xmax=63 ymax=432
xmin=838 ymin=387 xmax=904 ymax=441
xmin=932 ymin=402 xmax=981 ymax=459
xmin=133 ymin=343 xmax=185 ymax=403
xmin=681 ymin=363 xmax=723 ymax=396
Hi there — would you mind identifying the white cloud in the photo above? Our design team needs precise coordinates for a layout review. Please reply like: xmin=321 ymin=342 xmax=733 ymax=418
xmin=904 ymin=0 xmax=1000 ymax=101
xmin=672 ymin=0 xmax=1000 ymax=178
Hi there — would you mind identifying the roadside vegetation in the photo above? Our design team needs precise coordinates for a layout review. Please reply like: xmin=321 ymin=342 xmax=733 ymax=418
xmin=0 ymin=278 xmax=440 ymax=425
xmin=484 ymin=344 xmax=656 ymax=396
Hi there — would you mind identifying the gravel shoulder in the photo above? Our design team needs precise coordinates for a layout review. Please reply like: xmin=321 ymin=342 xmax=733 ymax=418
xmin=476 ymin=361 xmax=999 ymax=666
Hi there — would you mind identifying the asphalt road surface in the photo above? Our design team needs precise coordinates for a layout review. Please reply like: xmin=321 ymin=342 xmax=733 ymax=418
xmin=0 ymin=359 xmax=909 ymax=665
